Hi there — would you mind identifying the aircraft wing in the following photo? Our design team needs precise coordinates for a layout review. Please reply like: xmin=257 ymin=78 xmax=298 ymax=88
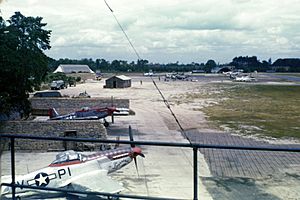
xmin=74 ymin=116 xmax=100 ymax=120
xmin=65 ymin=170 xmax=123 ymax=195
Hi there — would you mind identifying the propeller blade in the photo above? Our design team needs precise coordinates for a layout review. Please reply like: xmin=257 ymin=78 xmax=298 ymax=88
xmin=129 ymin=125 xmax=135 ymax=148
xmin=131 ymin=147 xmax=145 ymax=177
xmin=139 ymin=153 xmax=145 ymax=158
xmin=134 ymin=157 xmax=139 ymax=177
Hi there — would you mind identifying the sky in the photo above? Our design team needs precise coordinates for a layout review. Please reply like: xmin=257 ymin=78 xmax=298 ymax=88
xmin=1 ymin=0 xmax=300 ymax=64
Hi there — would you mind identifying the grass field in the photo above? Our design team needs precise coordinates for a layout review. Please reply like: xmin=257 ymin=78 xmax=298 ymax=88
xmin=276 ymin=73 xmax=300 ymax=77
xmin=203 ymin=84 xmax=300 ymax=138
xmin=176 ymin=83 xmax=300 ymax=139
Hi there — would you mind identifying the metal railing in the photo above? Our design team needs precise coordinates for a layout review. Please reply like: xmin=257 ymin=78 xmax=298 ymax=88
xmin=1 ymin=133 xmax=300 ymax=200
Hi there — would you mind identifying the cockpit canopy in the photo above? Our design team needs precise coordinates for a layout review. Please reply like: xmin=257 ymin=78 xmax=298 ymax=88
xmin=52 ymin=150 xmax=86 ymax=164
xmin=80 ymin=107 xmax=90 ymax=111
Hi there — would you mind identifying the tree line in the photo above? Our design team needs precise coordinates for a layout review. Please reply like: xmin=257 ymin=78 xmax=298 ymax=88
xmin=49 ymin=56 xmax=300 ymax=74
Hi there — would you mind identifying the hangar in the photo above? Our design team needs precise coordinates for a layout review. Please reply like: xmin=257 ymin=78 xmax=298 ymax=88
xmin=53 ymin=64 xmax=95 ymax=74
xmin=104 ymin=75 xmax=131 ymax=88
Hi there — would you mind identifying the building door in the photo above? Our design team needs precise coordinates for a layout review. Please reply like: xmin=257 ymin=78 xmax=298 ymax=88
xmin=113 ymin=81 xmax=117 ymax=88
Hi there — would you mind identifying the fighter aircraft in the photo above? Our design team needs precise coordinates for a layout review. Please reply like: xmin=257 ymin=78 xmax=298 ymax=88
xmin=1 ymin=129 xmax=144 ymax=199
xmin=48 ymin=107 xmax=119 ymax=127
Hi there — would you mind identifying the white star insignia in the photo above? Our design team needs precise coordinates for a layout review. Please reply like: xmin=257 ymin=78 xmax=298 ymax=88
xmin=36 ymin=174 xmax=48 ymax=186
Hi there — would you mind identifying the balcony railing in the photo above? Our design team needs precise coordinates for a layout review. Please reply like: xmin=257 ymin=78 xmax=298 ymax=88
xmin=1 ymin=133 xmax=300 ymax=200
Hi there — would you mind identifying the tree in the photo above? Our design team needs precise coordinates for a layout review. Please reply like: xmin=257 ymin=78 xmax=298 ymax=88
xmin=0 ymin=12 xmax=51 ymax=117
xmin=137 ymin=59 xmax=149 ymax=72
xmin=272 ymin=58 xmax=300 ymax=72
xmin=111 ymin=60 xmax=121 ymax=71
xmin=230 ymin=56 xmax=262 ymax=72
xmin=204 ymin=59 xmax=217 ymax=73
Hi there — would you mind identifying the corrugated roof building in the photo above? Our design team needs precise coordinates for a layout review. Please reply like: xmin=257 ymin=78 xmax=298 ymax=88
xmin=53 ymin=64 xmax=95 ymax=74
xmin=104 ymin=75 xmax=131 ymax=88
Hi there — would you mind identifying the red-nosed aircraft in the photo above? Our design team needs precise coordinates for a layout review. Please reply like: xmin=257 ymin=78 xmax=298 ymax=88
xmin=48 ymin=107 xmax=119 ymax=127
xmin=1 ymin=128 xmax=144 ymax=199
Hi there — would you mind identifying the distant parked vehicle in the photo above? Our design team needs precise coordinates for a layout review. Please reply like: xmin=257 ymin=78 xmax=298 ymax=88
xmin=33 ymin=91 xmax=62 ymax=97
xmin=68 ymin=77 xmax=77 ymax=87
xmin=50 ymin=80 xmax=66 ymax=90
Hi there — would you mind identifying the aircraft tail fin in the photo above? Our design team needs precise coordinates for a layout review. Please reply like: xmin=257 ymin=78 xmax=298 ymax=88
xmin=48 ymin=108 xmax=59 ymax=118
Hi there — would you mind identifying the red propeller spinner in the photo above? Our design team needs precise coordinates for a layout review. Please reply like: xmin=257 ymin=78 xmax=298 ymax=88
xmin=131 ymin=147 xmax=145 ymax=158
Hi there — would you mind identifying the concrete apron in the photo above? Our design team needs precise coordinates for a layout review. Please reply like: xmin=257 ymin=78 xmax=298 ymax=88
xmin=109 ymin=106 xmax=213 ymax=199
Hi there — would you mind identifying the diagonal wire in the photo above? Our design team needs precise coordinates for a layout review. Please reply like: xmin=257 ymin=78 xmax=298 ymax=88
xmin=104 ymin=0 xmax=141 ymax=60
xmin=103 ymin=0 xmax=192 ymax=145
xmin=150 ymin=76 xmax=193 ymax=145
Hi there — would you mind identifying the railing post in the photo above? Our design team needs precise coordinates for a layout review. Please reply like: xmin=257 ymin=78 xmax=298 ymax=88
xmin=112 ymin=113 xmax=115 ymax=124
xmin=10 ymin=137 xmax=16 ymax=200
xmin=193 ymin=147 xmax=198 ymax=200
xmin=129 ymin=125 xmax=132 ymax=137
xmin=111 ymin=96 xmax=114 ymax=124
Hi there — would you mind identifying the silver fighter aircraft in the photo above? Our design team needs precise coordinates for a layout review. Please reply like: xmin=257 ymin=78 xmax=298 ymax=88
xmin=1 ymin=134 xmax=144 ymax=199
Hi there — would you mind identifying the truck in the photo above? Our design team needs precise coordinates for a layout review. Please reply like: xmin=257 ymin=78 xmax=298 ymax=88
xmin=50 ymin=80 xmax=66 ymax=90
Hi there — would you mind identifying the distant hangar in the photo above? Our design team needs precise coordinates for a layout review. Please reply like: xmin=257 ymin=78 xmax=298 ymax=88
xmin=104 ymin=75 xmax=131 ymax=88
xmin=53 ymin=64 xmax=95 ymax=74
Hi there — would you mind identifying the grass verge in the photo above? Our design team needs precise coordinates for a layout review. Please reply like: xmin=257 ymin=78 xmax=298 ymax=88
xmin=202 ymin=84 xmax=300 ymax=138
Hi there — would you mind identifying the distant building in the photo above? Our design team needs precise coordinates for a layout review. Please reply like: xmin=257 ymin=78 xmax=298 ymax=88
xmin=104 ymin=75 xmax=131 ymax=88
xmin=53 ymin=64 xmax=95 ymax=74
xmin=211 ymin=66 xmax=235 ymax=73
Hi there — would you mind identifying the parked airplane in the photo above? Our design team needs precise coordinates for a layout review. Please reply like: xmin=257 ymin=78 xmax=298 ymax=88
xmin=234 ymin=75 xmax=256 ymax=82
xmin=143 ymin=72 xmax=153 ymax=76
xmin=143 ymin=70 xmax=153 ymax=76
xmin=222 ymin=71 xmax=233 ymax=76
xmin=48 ymin=107 xmax=118 ymax=127
xmin=223 ymin=71 xmax=241 ymax=78
xmin=1 ymin=129 xmax=144 ymax=199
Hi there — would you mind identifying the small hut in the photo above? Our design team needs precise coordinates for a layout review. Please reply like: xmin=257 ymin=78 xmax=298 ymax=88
xmin=104 ymin=75 xmax=131 ymax=88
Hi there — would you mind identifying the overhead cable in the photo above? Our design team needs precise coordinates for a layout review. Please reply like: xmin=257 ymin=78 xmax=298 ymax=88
xmin=104 ymin=0 xmax=141 ymax=60
xmin=103 ymin=0 xmax=192 ymax=145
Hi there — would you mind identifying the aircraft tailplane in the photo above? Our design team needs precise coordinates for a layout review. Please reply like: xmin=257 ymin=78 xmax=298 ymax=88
xmin=48 ymin=108 xmax=59 ymax=118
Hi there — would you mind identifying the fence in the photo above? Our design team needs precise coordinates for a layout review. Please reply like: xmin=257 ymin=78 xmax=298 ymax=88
xmin=1 ymin=133 xmax=300 ymax=200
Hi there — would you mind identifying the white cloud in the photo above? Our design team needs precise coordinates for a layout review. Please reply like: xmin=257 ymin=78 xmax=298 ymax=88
xmin=1 ymin=0 xmax=299 ymax=63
